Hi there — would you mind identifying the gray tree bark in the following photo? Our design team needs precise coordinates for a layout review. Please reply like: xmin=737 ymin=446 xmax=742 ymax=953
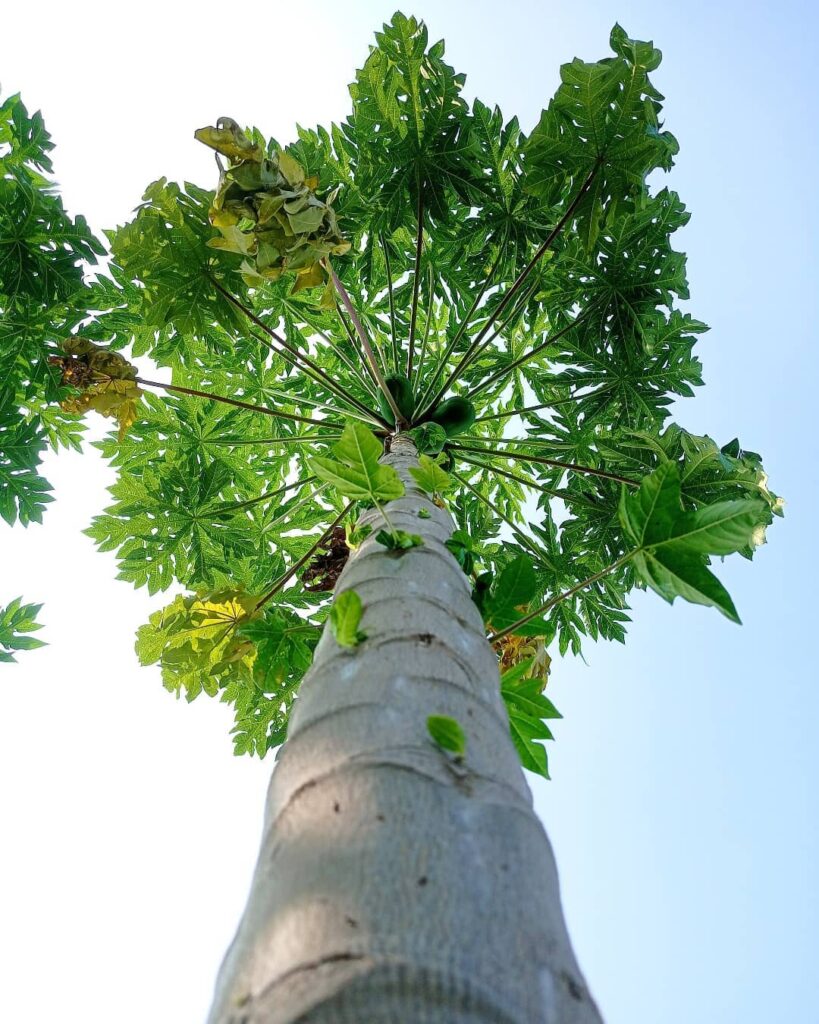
xmin=208 ymin=434 xmax=602 ymax=1024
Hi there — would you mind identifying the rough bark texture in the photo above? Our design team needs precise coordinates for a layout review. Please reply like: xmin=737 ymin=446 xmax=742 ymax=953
xmin=208 ymin=434 xmax=602 ymax=1024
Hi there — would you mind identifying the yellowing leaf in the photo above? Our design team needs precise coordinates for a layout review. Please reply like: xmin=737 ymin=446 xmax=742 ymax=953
xmin=194 ymin=119 xmax=263 ymax=161
xmin=291 ymin=262 xmax=326 ymax=295
xmin=207 ymin=225 xmax=257 ymax=256
xmin=196 ymin=118 xmax=348 ymax=297
xmin=135 ymin=589 xmax=260 ymax=699
xmin=277 ymin=149 xmax=306 ymax=186
xmin=56 ymin=340 xmax=144 ymax=441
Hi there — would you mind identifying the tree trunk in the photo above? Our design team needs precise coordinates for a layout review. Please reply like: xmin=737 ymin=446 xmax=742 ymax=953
xmin=208 ymin=434 xmax=602 ymax=1024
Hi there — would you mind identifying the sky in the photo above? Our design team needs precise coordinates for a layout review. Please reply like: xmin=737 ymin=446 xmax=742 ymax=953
xmin=1 ymin=1 xmax=818 ymax=1022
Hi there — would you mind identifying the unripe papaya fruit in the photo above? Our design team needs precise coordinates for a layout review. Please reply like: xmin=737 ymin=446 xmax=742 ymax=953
xmin=378 ymin=375 xmax=415 ymax=424
xmin=427 ymin=396 xmax=476 ymax=437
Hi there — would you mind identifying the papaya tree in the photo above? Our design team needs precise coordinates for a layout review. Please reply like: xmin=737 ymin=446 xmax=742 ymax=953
xmin=0 ymin=12 xmax=781 ymax=1022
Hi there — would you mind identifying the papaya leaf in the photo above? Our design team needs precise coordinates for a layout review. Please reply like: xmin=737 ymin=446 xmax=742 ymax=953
xmin=310 ymin=421 xmax=404 ymax=504
xmin=1 ymin=19 xmax=782 ymax=765
xmin=483 ymin=555 xmax=554 ymax=639
xmin=491 ymin=554 xmax=537 ymax=610
xmin=631 ymin=546 xmax=740 ymax=622
xmin=349 ymin=12 xmax=483 ymax=228
xmin=524 ymin=24 xmax=678 ymax=248
xmin=345 ymin=522 xmax=373 ymax=549
xmin=0 ymin=406 xmax=53 ymax=526
xmin=409 ymin=453 xmax=452 ymax=495
xmin=196 ymin=117 xmax=349 ymax=295
xmin=427 ymin=714 xmax=467 ymax=756
xmin=135 ymin=589 xmax=260 ymax=700
xmin=445 ymin=528 xmax=481 ymax=576
xmin=375 ymin=528 xmax=423 ymax=551
xmin=619 ymin=463 xmax=766 ymax=621
xmin=508 ymin=708 xmax=552 ymax=779
xmin=330 ymin=590 xmax=366 ymax=648
xmin=501 ymin=659 xmax=560 ymax=720
xmin=0 ymin=597 xmax=46 ymax=663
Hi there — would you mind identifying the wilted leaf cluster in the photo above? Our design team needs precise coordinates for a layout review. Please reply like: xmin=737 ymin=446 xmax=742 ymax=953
xmin=195 ymin=117 xmax=349 ymax=295
xmin=52 ymin=337 xmax=142 ymax=441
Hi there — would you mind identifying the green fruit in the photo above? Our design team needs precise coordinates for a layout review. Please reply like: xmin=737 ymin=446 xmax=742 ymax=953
xmin=427 ymin=396 xmax=476 ymax=437
xmin=378 ymin=375 xmax=415 ymax=424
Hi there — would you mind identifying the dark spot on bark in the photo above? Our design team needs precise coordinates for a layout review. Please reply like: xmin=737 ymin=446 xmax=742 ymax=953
xmin=376 ymin=813 xmax=386 ymax=822
xmin=345 ymin=916 xmax=358 ymax=928
xmin=466 ymin=708 xmax=473 ymax=716
xmin=500 ymin=863 xmax=509 ymax=872
xmin=561 ymin=971 xmax=584 ymax=1001
xmin=418 ymin=633 xmax=433 ymax=646
xmin=417 ymin=876 xmax=428 ymax=887
xmin=333 ymin=802 xmax=341 ymax=813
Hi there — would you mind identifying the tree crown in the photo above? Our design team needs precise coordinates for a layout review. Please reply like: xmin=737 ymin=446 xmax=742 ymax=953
xmin=0 ymin=14 xmax=781 ymax=775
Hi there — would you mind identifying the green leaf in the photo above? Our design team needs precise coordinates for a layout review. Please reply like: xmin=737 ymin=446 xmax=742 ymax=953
xmin=348 ymin=12 xmax=483 ymax=228
xmin=427 ymin=714 xmax=466 ymax=756
xmin=0 ymin=596 xmax=46 ymax=662
xmin=409 ymin=454 xmax=452 ymax=495
xmin=631 ymin=546 xmax=740 ymax=622
xmin=619 ymin=460 xmax=679 ymax=547
xmin=445 ymin=528 xmax=480 ymax=576
xmin=492 ymin=554 xmax=537 ymax=609
xmin=375 ymin=528 xmax=423 ymax=551
xmin=0 ymin=90 xmax=105 ymax=531
xmin=135 ymin=592 xmax=314 ymax=756
xmin=619 ymin=463 xmax=765 ymax=621
xmin=330 ymin=590 xmax=366 ymax=648
xmin=0 ymin=20 xmax=781 ymax=760
xmin=105 ymin=178 xmax=245 ymax=357
xmin=501 ymin=661 xmax=561 ymax=722
xmin=524 ymin=25 xmax=678 ymax=246
xmin=508 ymin=709 xmax=551 ymax=778
xmin=310 ymin=421 xmax=404 ymax=505
xmin=0 ymin=409 xmax=53 ymax=525
xmin=345 ymin=522 xmax=373 ymax=549
xmin=663 ymin=500 xmax=770 ymax=555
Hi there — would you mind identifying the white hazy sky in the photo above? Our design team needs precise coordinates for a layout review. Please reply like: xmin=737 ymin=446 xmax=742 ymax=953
xmin=2 ymin=2 xmax=818 ymax=1023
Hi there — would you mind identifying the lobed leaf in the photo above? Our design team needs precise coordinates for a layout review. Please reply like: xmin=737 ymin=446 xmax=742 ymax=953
xmin=311 ymin=421 xmax=404 ymax=505
xmin=0 ymin=597 xmax=46 ymax=663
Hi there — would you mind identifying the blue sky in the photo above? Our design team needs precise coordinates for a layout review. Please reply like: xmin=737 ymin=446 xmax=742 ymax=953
xmin=1 ymin=2 xmax=817 ymax=1022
